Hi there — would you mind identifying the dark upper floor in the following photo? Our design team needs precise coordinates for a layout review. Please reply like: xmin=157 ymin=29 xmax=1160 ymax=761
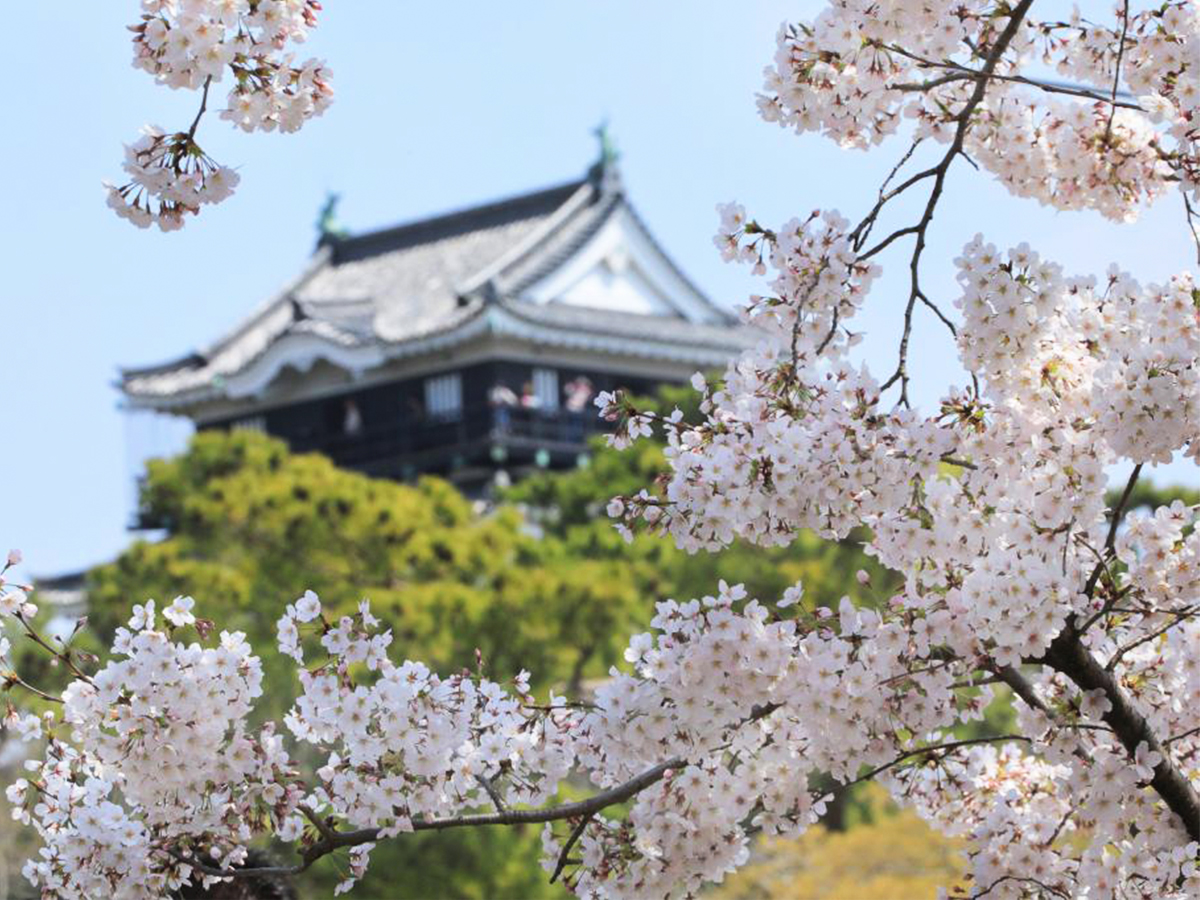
xmin=203 ymin=358 xmax=667 ymax=493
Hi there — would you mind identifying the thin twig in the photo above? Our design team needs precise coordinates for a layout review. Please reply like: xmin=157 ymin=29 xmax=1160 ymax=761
xmin=850 ymin=139 xmax=927 ymax=252
xmin=1078 ymin=463 xmax=1142 ymax=632
xmin=885 ymin=44 xmax=1141 ymax=110
xmin=1183 ymin=190 xmax=1200 ymax=267
xmin=1106 ymin=605 xmax=1199 ymax=672
xmin=475 ymin=774 xmax=507 ymax=813
xmin=3 ymin=673 xmax=63 ymax=704
xmin=187 ymin=77 xmax=212 ymax=140
xmin=1165 ymin=725 xmax=1200 ymax=747
xmin=879 ymin=0 xmax=1036 ymax=406
xmin=550 ymin=813 xmax=595 ymax=884
xmin=13 ymin=611 xmax=94 ymax=685
xmin=1102 ymin=1 xmax=1131 ymax=144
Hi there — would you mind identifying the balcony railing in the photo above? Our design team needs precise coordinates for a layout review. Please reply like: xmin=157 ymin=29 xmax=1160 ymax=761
xmin=287 ymin=404 xmax=607 ymax=469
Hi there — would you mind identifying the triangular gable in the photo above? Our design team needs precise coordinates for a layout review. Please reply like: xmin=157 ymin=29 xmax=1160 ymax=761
xmin=519 ymin=203 xmax=726 ymax=324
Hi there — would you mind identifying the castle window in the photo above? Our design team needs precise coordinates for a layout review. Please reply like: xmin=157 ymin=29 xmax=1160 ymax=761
xmin=424 ymin=373 xmax=463 ymax=420
xmin=230 ymin=415 xmax=266 ymax=433
xmin=532 ymin=368 xmax=559 ymax=410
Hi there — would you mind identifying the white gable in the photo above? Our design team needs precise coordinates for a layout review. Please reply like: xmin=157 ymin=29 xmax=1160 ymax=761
xmin=522 ymin=205 xmax=722 ymax=323
xmin=553 ymin=252 xmax=675 ymax=316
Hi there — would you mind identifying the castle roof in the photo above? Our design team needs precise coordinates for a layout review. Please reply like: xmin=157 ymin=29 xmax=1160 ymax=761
xmin=120 ymin=164 xmax=753 ymax=410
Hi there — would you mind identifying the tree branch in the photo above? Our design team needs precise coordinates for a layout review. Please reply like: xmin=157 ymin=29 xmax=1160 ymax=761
xmin=885 ymin=44 xmax=1141 ymax=110
xmin=1102 ymin=1 xmax=1131 ymax=144
xmin=1105 ymin=604 xmax=1200 ymax=672
xmin=1078 ymin=463 xmax=1142 ymax=633
xmin=878 ymin=0 xmax=1036 ymax=405
xmin=1042 ymin=631 xmax=1200 ymax=842
xmin=550 ymin=812 xmax=596 ymax=884
xmin=187 ymin=77 xmax=212 ymax=141
xmin=164 ymin=755 xmax=688 ymax=880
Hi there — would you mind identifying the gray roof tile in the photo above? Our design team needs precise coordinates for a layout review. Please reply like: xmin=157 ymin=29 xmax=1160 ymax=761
xmin=121 ymin=172 xmax=749 ymax=405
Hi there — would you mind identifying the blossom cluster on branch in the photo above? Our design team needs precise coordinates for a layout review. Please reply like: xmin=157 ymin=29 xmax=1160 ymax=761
xmin=106 ymin=0 xmax=332 ymax=230
xmin=758 ymin=0 xmax=1198 ymax=222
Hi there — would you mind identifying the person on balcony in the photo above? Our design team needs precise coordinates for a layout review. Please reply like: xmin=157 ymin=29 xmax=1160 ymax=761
xmin=563 ymin=376 xmax=594 ymax=443
xmin=342 ymin=398 xmax=363 ymax=436
xmin=520 ymin=381 xmax=541 ymax=410
xmin=489 ymin=383 xmax=518 ymax=435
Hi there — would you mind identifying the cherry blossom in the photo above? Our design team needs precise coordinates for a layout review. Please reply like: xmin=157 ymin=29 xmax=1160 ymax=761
xmin=107 ymin=0 xmax=332 ymax=229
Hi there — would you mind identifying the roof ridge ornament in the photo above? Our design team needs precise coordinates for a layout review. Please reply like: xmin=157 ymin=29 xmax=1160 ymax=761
xmin=588 ymin=121 xmax=622 ymax=194
xmin=316 ymin=191 xmax=349 ymax=247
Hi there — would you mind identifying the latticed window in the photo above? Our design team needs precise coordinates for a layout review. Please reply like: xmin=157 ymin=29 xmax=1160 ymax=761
xmin=533 ymin=367 xmax=559 ymax=410
xmin=424 ymin=373 xmax=463 ymax=420
xmin=230 ymin=415 xmax=266 ymax=433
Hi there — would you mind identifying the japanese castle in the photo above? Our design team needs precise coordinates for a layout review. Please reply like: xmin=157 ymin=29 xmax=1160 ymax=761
xmin=118 ymin=150 xmax=753 ymax=495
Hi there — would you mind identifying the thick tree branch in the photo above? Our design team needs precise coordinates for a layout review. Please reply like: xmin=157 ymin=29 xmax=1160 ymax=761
xmin=1042 ymin=631 xmax=1200 ymax=842
xmin=166 ymin=754 xmax=688 ymax=880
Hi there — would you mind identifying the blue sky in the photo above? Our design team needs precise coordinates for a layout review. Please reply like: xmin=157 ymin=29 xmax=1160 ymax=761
xmin=3 ymin=2 xmax=1196 ymax=581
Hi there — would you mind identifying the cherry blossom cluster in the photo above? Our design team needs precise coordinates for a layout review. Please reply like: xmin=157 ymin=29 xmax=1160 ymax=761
xmin=6 ymin=598 xmax=299 ymax=899
xmin=275 ymin=592 xmax=577 ymax=893
xmin=7 ymin=473 xmax=1200 ymax=900
xmin=105 ymin=126 xmax=240 ymax=230
xmin=897 ymin=649 xmax=1200 ymax=900
xmin=601 ymin=210 xmax=1200 ymax=893
xmin=8 ymin=578 xmax=1035 ymax=899
xmin=109 ymin=0 xmax=332 ymax=228
xmin=558 ymin=581 xmax=1002 ymax=899
xmin=759 ymin=1 xmax=1198 ymax=221
xmin=1043 ymin=3 xmax=1200 ymax=198
xmin=953 ymin=236 xmax=1200 ymax=467
xmin=600 ymin=210 xmax=952 ymax=552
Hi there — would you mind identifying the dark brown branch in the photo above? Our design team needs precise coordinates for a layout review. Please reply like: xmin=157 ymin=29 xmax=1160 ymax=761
xmin=475 ymin=774 xmax=507 ymax=813
xmin=939 ymin=455 xmax=978 ymax=470
xmin=187 ymin=77 xmax=212 ymax=140
xmin=859 ymin=225 xmax=919 ymax=262
xmin=970 ymin=874 xmax=1072 ymax=899
xmin=994 ymin=665 xmax=1051 ymax=716
xmin=891 ymin=71 xmax=973 ymax=93
xmin=1184 ymin=190 xmax=1200 ymax=267
xmin=550 ymin=812 xmax=595 ymax=884
xmin=879 ymin=0 xmax=1036 ymax=405
xmin=1166 ymin=725 xmax=1200 ymax=747
xmin=13 ymin=611 xmax=93 ymax=685
xmin=1042 ymin=631 xmax=1200 ymax=842
xmin=840 ymin=734 xmax=1032 ymax=795
xmin=165 ymin=755 xmax=688 ymax=880
xmin=3 ymin=673 xmax=63 ymax=704
xmin=1078 ymin=463 xmax=1142 ymax=632
xmin=916 ymin=288 xmax=956 ymax=336
xmin=1106 ymin=605 xmax=1199 ymax=672
xmin=849 ymin=140 xmax=929 ymax=253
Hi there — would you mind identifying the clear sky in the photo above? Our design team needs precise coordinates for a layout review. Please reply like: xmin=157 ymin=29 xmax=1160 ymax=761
xmin=3 ymin=2 xmax=1197 ymax=582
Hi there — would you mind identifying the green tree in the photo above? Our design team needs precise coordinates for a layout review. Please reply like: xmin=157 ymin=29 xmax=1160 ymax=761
xmin=706 ymin=784 xmax=966 ymax=900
